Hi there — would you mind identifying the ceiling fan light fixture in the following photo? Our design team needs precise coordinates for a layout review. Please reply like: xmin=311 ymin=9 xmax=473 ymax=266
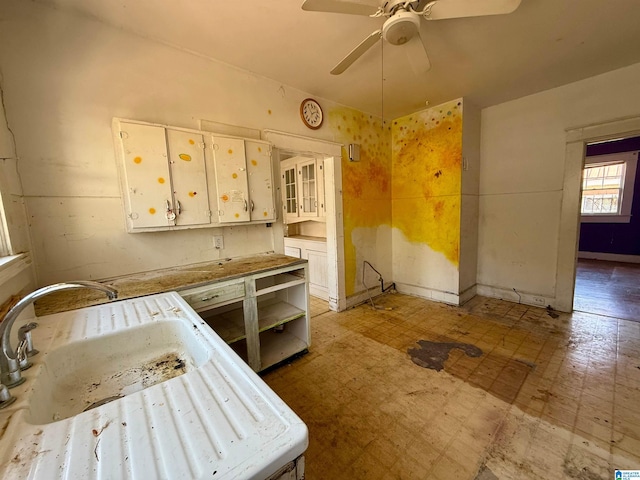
xmin=382 ymin=11 xmax=420 ymax=46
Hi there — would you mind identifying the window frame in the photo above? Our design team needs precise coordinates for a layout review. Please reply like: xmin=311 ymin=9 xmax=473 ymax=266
xmin=580 ymin=151 xmax=638 ymax=224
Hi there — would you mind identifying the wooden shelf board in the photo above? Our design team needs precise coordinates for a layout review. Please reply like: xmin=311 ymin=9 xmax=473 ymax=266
xmin=256 ymin=278 xmax=306 ymax=297
xmin=202 ymin=307 xmax=245 ymax=344
xmin=202 ymin=300 xmax=305 ymax=344
xmin=260 ymin=330 xmax=308 ymax=371
xmin=257 ymin=300 xmax=306 ymax=333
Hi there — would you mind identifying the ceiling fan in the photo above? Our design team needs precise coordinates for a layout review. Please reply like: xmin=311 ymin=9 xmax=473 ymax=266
xmin=302 ymin=0 xmax=522 ymax=75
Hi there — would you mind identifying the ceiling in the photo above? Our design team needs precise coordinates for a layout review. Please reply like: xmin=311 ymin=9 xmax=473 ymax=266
xmin=39 ymin=0 xmax=640 ymax=119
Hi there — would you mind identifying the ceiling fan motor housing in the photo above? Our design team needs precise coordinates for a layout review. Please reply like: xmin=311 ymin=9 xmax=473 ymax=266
xmin=383 ymin=11 xmax=420 ymax=45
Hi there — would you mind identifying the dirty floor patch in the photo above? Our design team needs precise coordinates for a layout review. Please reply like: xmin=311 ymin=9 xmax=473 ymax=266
xmin=408 ymin=339 xmax=483 ymax=371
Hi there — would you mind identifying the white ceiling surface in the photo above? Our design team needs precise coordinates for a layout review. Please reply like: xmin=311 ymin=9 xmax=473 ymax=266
xmin=38 ymin=0 xmax=640 ymax=119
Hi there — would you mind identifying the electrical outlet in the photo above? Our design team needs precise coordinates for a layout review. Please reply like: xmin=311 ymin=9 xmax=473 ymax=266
xmin=532 ymin=296 xmax=545 ymax=305
xmin=213 ymin=235 xmax=224 ymax=250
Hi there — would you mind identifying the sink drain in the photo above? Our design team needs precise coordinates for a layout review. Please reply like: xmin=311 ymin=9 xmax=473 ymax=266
xmin=83 ymin=394 xmax=124 ymax=412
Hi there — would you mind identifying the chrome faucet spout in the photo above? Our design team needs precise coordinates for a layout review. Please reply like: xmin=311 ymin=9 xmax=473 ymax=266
xmin=0 ymin=281 xmax=118 ymax=387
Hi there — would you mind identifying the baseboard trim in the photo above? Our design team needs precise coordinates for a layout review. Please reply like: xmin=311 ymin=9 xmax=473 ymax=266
xmin=394 ymin=282 xmax=467 ymax=306
xmin=476 ymin=284 xmax=558 ymax=310
xmin=578 ymin=251 xmax=640 ymax=264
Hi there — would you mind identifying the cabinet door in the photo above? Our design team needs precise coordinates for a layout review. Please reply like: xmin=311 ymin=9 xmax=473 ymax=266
xmin=119 ymin=123 xmax=173 ymax=228
xmin=166 ymin=130 xmax=211 ymax=226
xmin=308 ymin=249 xmax=329 ymax=299
xmin=298 ymin=159 xmax=318 ymax=217
xmin=245 ymin=141 xmax=276 ymax=221
xmin=212 ymin=136 xmax=250 ymax=222
xmin=281 ymin=160 xmax=298 ymax=223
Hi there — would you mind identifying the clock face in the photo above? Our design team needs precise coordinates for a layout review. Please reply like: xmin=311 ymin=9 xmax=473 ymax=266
xmin=300 ymin=98 xmax=323 ymax=129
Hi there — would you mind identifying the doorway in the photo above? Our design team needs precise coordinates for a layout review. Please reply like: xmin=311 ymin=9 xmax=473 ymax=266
xmin=263 ymin=130 xmax=346 ymax=313
xmin=572 ymin=135 xmax=640 ymax=321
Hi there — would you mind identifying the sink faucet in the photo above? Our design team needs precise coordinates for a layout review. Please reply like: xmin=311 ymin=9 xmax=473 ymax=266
xmin=0 ymin=281 xmax=118 ymax=389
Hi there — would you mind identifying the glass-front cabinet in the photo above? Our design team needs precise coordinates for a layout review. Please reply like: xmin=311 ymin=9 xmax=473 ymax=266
xmin=280 ymin=155 xmax=325 ymax=223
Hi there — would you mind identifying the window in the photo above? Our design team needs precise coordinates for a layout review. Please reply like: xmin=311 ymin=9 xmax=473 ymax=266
xmin=580 ymin=151 xmax=638 ymax=223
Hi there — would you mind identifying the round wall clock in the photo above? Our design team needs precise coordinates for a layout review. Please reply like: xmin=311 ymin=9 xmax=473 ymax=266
xmin=300 ymin=98 xmax=323 ymax=129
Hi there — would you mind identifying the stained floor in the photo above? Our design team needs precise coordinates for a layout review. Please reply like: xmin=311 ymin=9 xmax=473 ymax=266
xmin=574 ymin=258 xmax=640 ymax=322
xmin=263 ymin=293 xmax=640 ymax=479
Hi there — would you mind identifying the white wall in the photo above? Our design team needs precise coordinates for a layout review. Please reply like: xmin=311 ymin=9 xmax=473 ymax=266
xmin=460 ymin=100 xmax=481 ymax=296
xmin=0 ymin=0 xmax=351 ymax=285
xmin=478 ymin=61 xmax=640 ymax=308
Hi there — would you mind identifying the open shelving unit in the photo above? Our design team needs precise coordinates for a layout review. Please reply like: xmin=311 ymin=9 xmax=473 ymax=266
xmin=182 ymin=262 xmax=310 ymax=372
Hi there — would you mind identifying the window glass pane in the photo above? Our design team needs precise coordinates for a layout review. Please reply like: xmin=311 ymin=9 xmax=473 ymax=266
xmin=581 ymin=161 xmax=626 ymax=215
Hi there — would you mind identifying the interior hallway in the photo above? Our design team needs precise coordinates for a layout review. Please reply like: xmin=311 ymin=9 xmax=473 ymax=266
xmin=263 ymin=293 xmax=640 ymax=479
xmin=574 ymin=259 xmax=640 ymax=322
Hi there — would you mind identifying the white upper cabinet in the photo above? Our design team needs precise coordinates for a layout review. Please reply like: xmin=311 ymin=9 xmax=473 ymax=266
xmin=166 ymin=129 xmax=211 ymax=226
xmin=280 ymin=156 xmax=325 ymax=223
xmin=117 ymin=122 xmax=211 ymax=231
xmin=118 ymin=123 xmax=174 ymax=229
xmin=246 ymin=141 xmax=276 ymax=222
xmin=212 ymin=136 xmax=251 ymax=223
xmin=212 ymin=136 xmax=275 ymax=224
xmin=115 ymin=119 xmax=276 ymax=232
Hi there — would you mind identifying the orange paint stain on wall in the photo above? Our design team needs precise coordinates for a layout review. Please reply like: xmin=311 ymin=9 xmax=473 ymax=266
xmin=391 ymin=100 xmax=463 ymax=265
xmin=179 ymin=153 xmax=192 ymax=161
xmin=188 ymin=139 xmax=195 ymax=145
xmin=157 ymin=177 xmax=165 ymax=184
xmin=188 ymin=191 xmax=196 ymax=197
xmin=148 ymin=207 xmax=156 ymax=215
xmin=232 ymin=173 xmax=238 ymax=179
xmin=133 ymin=156 xmax=142 ymax=164
xmin=220 ymin=194 xmax=229 ymax=202
xmin=329 ymin=106 xmax=391 ymax=295
xmin=228 ymin=149 xmax=233 ymax=155
xmin=251 ymin=159 xmax=258 ymax=166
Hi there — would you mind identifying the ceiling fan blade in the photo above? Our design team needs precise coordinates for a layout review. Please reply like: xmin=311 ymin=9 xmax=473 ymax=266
xmin=423 ymin=0 xmax=522 ymax=20
xmin=331 ymin=30 xmax=382 ymax=75
xmin=302 ymin=0 xmax=380 ymax=16
xmin=405 ymin=30 xmax=431 ymax=75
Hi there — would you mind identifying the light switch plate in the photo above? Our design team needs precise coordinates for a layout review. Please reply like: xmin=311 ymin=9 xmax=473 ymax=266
xmin=213 ymin=235 xmax=224 ymax=250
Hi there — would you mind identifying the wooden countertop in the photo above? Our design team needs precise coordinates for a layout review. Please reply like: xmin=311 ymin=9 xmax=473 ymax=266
xmin=34 ymin=253 xmax=307 ymax=316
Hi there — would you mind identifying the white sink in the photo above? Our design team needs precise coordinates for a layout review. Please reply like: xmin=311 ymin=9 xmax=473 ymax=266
xmin=0 ymin=292 xmax=308 ymax=480
xmin=26 ymin=320 xmax=209 ymax=425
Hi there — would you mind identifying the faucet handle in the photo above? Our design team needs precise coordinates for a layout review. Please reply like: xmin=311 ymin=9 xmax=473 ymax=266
xmin=18 ymin=322 xmax=38 ymax=357
xmin=17 ymin=338 xmax=32 ymax=371
xmin=0 ymin=384 xmax=15 ymax=409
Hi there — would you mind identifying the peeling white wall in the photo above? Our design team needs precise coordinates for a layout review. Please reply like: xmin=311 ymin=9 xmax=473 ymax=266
xmin=0 ymin=0 xmax=350 ymax=285
xmin=478 ymin=61 xmax=640 ymax=307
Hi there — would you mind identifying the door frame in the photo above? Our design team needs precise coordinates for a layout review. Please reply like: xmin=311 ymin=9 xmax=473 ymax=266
xmin=556 ymin=115 xmax=640 ymax=311
xmin=263 ymin=130 xmax=346 ymax=312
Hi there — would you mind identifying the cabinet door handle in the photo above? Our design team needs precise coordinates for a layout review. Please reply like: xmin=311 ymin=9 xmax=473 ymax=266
xmin=244 ymin=200 xmax=248 ymax=212
xmin=200 ymin=294 xmax=219 ymax=302
xmin=165 ymin=200 xmax=176 ymax=221
xmin=251 ymin=200 xmax=255 ymax=212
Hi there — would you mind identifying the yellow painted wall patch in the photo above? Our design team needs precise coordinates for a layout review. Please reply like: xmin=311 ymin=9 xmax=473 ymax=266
xmin=391 ymin=100 xmax=463 ymax=266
